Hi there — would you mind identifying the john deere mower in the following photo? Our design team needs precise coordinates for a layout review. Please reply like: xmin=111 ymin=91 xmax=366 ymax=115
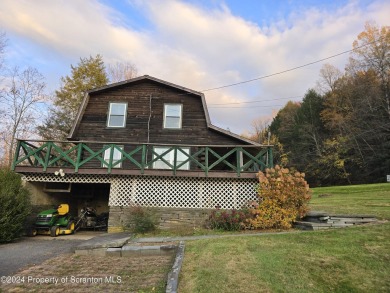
xmin=27 ymin=204 xmax=75 ymax=237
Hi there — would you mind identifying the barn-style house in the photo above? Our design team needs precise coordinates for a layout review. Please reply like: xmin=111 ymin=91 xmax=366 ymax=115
xmin=12 ymin=75 xmax=273 ymax=231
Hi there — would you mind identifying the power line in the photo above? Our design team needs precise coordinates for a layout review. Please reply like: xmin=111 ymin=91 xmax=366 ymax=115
xmin=209 ymin=75 xmax=386 ymax=109
xmin=208 ymin=95 xmax=303 ymax=106
xmin=201 ymin=37 xmax=384 ymax=92
xmin=209 ymin=104 xmax=284 ymax=109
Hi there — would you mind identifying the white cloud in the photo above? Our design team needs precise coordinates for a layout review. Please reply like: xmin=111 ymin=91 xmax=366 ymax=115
xmin=0 ymin=0 xmax=389 ymax=134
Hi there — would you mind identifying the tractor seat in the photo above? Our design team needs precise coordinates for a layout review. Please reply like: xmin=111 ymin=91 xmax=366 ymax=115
xmin=57 ymin=204 xmax=69 ymax=216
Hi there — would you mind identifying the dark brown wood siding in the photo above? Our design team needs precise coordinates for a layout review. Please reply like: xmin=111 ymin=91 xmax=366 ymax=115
xmin=73 ymin=80 xmax=247 ymax=145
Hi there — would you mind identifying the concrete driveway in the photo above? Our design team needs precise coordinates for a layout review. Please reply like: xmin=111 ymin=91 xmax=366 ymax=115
xmin=0 ymin=231 xmax=105 ymax=276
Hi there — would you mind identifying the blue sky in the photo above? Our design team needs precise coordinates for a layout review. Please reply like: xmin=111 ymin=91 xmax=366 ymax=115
xmin=0 ymin=0 xmax=389 ymax=135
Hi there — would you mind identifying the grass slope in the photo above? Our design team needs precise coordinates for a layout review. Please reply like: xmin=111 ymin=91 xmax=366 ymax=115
xmin=179 ymin=224 xmax=390 ymax=293
xmin=310 ymin=183 xmax=390 ymax=219
xmin=179 ymin=183 xmax=390 ymax=293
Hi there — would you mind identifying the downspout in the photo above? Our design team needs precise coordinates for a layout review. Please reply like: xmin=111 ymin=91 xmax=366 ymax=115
xmin=147 ymin=94 xmax=152 ymax=144
xmin=146 ymin=95 xmax=152 ymax=165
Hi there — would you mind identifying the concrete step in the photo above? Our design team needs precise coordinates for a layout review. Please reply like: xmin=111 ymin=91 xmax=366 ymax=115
xmin=295 ymin=212 xmax=378 ymax=230
xmin=75 ymin=243 xmax=178 ymax=257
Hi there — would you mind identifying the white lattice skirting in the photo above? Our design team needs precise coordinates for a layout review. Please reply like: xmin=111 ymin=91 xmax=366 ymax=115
xmin=23 ymin=173 xmax=258 ymax=209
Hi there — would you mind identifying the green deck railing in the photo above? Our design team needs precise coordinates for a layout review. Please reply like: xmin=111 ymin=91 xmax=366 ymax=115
xmin=12 ymin=140 xmax=273 ymax=177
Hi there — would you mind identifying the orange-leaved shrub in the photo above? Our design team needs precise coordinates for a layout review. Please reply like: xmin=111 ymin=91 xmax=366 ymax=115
xmin=246 ymin=165 xmax=311 ymax=230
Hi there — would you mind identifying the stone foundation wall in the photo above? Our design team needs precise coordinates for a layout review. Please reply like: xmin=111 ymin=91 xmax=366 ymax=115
xmin=108 ymin=206 xmax=211 ymax=232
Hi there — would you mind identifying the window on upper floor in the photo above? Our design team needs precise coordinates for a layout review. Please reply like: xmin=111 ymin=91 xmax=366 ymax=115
xmin=107 ymin=102 xmax=127 ymax=128
xmin=102 ymin=145 xmax=124 ymax=168
xmin=163 ymin=104 xmax=182 ymax=129
xmin=153 ymin=147 xmax=190 ymax=170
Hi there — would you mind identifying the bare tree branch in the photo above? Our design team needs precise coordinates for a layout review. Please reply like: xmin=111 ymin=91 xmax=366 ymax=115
xmin=0 ymin=66 xmax=47 ymax=167
xmin=107 ymin=61 xmax=138 ymax=83
xmin=316 ymin=63 xmax=343 ymax=93
xmin=0 ymin=31 xmax=6 ymax=72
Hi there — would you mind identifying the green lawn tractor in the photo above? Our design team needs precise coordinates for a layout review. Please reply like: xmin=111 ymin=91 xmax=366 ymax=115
xmin=27 ymin=204 xmax=75 ymax=237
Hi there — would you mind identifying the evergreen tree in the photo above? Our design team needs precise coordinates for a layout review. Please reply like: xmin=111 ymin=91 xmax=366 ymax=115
xmin=268 ymin=23 xmax=389 ymax=185
xmin=38 ymin=55 xmax=108 ymax=140
xmin=0 ymin=168 xmax=31 ymax=243
xmin=269 ymin=90 xmax=326 ymax=184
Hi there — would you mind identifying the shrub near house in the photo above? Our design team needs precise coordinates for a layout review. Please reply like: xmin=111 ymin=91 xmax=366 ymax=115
xmin=207 ymin=166 xmax=311 ymax=231
xmin=247 ymin=166 xmax=311 ymax=229
xmin=208 ymin=209 xmax=251 ymax=231
xmin=0 ymin=168 xmax=31 ymax=243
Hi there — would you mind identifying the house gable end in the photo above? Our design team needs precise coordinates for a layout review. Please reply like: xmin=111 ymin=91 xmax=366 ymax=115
xmin=69 ymin=75 xmax=257 ymax=146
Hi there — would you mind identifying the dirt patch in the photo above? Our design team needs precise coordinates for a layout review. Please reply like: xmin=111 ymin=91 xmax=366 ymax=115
xmin=1 ymin=253 xmax=174 ymax=293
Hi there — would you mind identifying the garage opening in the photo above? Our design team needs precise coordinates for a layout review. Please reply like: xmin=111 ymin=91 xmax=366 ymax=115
xmin=71 ymin=183 xmax=110 ymax=216
xmin=36 ymin=182 xmax=110 ymax=231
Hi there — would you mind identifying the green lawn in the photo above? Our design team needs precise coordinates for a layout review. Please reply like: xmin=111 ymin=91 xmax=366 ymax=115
xmin=310 ymin=183 xmax=390 ymax=219
xmin=178 ymin=183 xmax=390 ymax=293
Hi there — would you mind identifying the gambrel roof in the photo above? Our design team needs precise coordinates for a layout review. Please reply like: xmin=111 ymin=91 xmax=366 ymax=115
xmin=69 ymin=75 xmax=258 ymax=145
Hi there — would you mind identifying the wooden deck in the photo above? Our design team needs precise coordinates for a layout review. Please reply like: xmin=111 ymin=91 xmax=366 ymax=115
xmin=12 ymin=140 xmax=273 ymax=178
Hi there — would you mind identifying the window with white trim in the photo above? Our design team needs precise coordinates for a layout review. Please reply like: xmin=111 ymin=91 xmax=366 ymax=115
xmin=107 ymin=102 xmax=127 ymax=127
xmin=153 ymin=147 xmax=190 ymax=170
xmin=164 ymin=104 xmax=182 ymax=129
xmin=102 ymin=145 xmax=124 ymax=168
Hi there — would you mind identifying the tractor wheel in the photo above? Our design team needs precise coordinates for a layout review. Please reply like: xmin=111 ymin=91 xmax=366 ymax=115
xmin=67 ymin=221 xmax=75 ymax=234
xmin=50 ymin=226 xmax=60 ymax=237
xmin=27 ymin=227 xmax=37 ymax=237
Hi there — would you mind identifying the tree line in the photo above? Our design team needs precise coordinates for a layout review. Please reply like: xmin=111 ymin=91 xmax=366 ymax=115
xmin=246 ymin=22 xmax=390 ymax=186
